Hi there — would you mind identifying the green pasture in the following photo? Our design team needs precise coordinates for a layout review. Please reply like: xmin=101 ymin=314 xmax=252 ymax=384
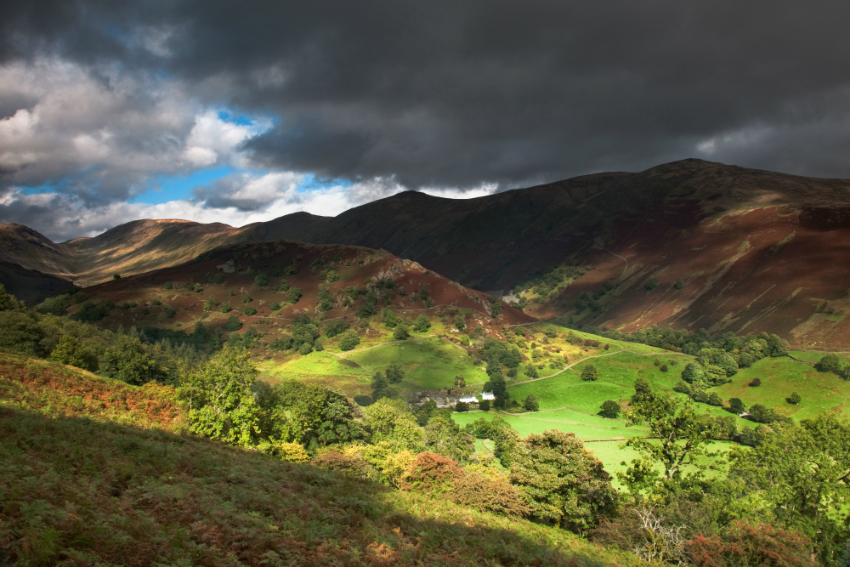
xmin=259 ymin=352 xmax=373 ymax=394
xmin=345 ymin=335 xmax=490 ymax=389
xmin=710 ymin=355 xmax=850 ymax=420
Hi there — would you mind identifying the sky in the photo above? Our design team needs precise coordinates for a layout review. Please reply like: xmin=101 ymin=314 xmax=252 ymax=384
xmin=2 ymin=1 xmax=850 ymax=241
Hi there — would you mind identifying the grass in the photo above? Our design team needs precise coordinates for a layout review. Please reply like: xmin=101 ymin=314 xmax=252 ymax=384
xmin=345 ymin=336 xmax=490 ymax=389
xmin=259 ymin=351 xmax=373 ymax=395
xmin=0 ymin=351 xmax=185 ymax=431
xmin=0 ymin=377 xmax=643 ymax=566
xmin=710 ymin=355 xmax=850 ymax=421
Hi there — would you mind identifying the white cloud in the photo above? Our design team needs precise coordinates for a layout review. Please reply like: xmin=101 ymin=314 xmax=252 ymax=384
xmin=0 ymin=58 xmax=271 ymax=201
xmin=420 ymin=183 xmax=499 ymax=200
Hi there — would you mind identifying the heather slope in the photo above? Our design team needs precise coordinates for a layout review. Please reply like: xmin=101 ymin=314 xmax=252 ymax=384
xmin=0 ymin=354 xmax=639 ymax=566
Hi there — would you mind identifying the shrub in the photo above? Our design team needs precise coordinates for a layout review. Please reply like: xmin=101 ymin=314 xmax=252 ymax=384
xmin=270 ymin=302 xmax=281 ymax=311
xmin=313 ymin=449 xmax=374 ymax=480
xmin=454 ymin=401 xmax=469 ymax=412
xmin=707 ymin=392 xmax=723 ymax=406
xmin=673 ymin=381 xmax=692 ymax=395
xmin=787 ymin=392 xmax=802 ymax=405
xmin=393 ymin=325 xmax=410 ymax=341
xmin=522 ymin=395 xmax=539 ymax=412
xmin=599 ymin=400 xmax=620 ymax=419
xmin=686 ymin=520 xmax=816 ymax=567
xmin=278 ymin=279 xmax=290 ymax=292
xmin=479 ymin=400 xmax=490 ymax=411
xmin=816 ymin=354 xmax=841 ymax=374
xmin=581 ymin=364 xmax=599 ymax=381
xmin=673 ymin=277 xmax=685 ymax=290
xmin=225 ymin=316 xmax=242 ymax=332
xmin=243 ymin=306 xmax=257 ymax=315
xmin=354 ymin=395 xmax=373 ymax=406
xmin=750 ymin=378 xmax=762 ymax=387
xmin=220 ymin=301 xmax=232 ymax=313
xmin=454 ymin=315 xmax=465 ymax=331
xmin=288 ymin=287 xmax=302 ymax=304
xmin=660 ymin=364 xmax=669 ymax=372
xmin=729 ymin=397 xmax=747 ymax=414
xmin=451 ymin=470 xmax=529 ymax=518
xmin=254 ymin=272 xmax=269 ymax=287
xmin=338 ymin=329 xmax=360 ymax=351
xmin=402 ymin=452 xmax=462 ymax=491
xmin=242 ymin=293 xmax=252 ymax=304
xmin=414 ymin=314 xmax=431 ymax=332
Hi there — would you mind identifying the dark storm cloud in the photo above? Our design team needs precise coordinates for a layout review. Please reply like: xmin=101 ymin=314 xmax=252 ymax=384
xmin=4 ymin=0 xmax=850 ymax=191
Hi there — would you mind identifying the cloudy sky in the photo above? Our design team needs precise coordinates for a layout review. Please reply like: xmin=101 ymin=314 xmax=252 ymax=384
xmin=2 ymin=1 xmax=850 ymax=241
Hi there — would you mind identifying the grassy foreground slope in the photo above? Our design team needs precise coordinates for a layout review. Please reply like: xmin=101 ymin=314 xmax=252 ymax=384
xmin=0 ymin=354 xmax=640 ymax=567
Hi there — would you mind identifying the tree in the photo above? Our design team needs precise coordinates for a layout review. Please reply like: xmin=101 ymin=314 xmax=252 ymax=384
xmin=729 ymin=397 xmax=747 ymax=414
xmin=454 ymin=314 xmax=465 ymax=331
xmin=288 ymin=287 xmax=302 ymax=304
xmin=338 ymin=329 xmax=360 ymax=351
xmin=424 ymin=416 xmax=475 ymax=462
xmin=242 ymin=293 xmax=252 ymax=304
xmin=479 ymin=399 xmax=490 ymax=411
xmin=581 ymin=364 xmax=599 ymax=381
xmin=393 ymin=324 xmax=409 ymax=340
xmin=623 ymin=382 xmax=719 ymax=483
xmin=816 ymin=354 xmax=841 ymax=374
xmin=220 ymin=301 xmax=232 ymax=313
xmin=787 ymin=392 xmax=802 ymax=405
xmin=523 ymin=394 xmax=539 ymax=412
xmin=99 ymin=334 xmax=166 ymax=385
xmin=413 ymin=314 xmax=431 ymax=332
xmin=599 ymin=400 xmax=620 ymax=419
xmin=385 ymin=362 xmax=404 ymax=384
xmin=183 ymin=347 xmax=262 ymax=447
xmin=365 ymin=398 xmax=424 ymax=452
xmin=382 ymin=307 xmax=398 ymax=328
xmin=225 ymin=315 xmax=242 ymax=331
xmin=50 ymin=335 xmax=98 ymax=371
xmin=510 ymin=430 xmax=617 ymax=533
xmin=730 ymin=414 xmax=850 ymax=561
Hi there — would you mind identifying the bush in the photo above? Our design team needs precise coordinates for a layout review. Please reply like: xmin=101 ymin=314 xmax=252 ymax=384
xmin=451 ymin=470 xmax=529 ymax=518
xmin=673 ymin=381 xmax=692 ymax=395
xmin=660 ymin=364 xmax=668 ymax=372
xmin=414 ymin=314 xmax=431 ymax=332
xmin=220 ymin=302 xmax=232 ymax=313
xmin=787 ymin=392 xmax=802 ymax=405
xmin=354 ymin=395 xmax=373 ymax=406
xmin=338 ymin=329 xmax=360 ymax=351
xmin=479 ymin=400 xmax=490 ymax=411
xmin=454 ymin=401 xmax=469 ymax=412
xmin=312 ymin=450 xmax=374 ymax=480
xmin=686 ymin=520 xmax=816 ymax=567
xmin=402 ymin=452 xmax=462 ymax=491
xmin=599 ymin=400 xmax=620 ymax=419
xmin=816 ymin=354 xmax=841 ymax=374
xmin=393 ymin=324 xmax=410 ymax=341
xmin=288 ymin=288 xmax=302 ymax=304
xmin=581 ymin=364 xmax=599 ymax=381
xmin=270 ymin=302 xmax=281 ymax=311
xmin=243 ymin=306 xmax=257 ymax=316
xmin=225 ymin=316 xmax=242 ymax=331
xmin=729 ymin=397 xmax=747 ymax=414
xmin=750 ymin=378 xmax=762 ymax=387
xmin=522 ymin=395 xmax=539 ymax=412
xmin=254 ymin=272 xmax=269 ymax=287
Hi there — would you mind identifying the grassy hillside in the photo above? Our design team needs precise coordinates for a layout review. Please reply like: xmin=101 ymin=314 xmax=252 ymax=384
xmin=0 ymin=356 xmax=641 ymax=566
xmin=0 ymin=352 xmax=185 ymax=431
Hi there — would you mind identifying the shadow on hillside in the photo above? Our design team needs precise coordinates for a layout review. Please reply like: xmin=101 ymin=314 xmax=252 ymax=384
xmin=0 ymin=407 xmax=615 ymax=567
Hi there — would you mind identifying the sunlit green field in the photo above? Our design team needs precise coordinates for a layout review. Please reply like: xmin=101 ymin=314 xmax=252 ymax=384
xmin=345 ymin=336 xmax=490 ymax=389
xmin=710 ymin=354 xmax=850 ymax=420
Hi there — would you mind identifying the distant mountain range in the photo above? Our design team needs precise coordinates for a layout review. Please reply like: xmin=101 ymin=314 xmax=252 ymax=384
xmin=4 ymin=158 xmax=850 ymax=348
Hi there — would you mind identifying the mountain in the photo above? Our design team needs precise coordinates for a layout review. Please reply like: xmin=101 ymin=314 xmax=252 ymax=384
xmin=6 ymin=159 xmax=850 ymax=346
xmin=0 ymin=259 xmax=78 ymax=305
xmin=66 ymin=239 xmax=532 ymax=345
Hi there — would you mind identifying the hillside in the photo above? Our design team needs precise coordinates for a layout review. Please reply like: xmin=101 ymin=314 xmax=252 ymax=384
xmin=8 ymin=159 xmax=850 ymax=346
xmin=0 ymin=352 xmax=638 ymax=566
xmin=63 ymin=239 xmax=532 ymax=353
